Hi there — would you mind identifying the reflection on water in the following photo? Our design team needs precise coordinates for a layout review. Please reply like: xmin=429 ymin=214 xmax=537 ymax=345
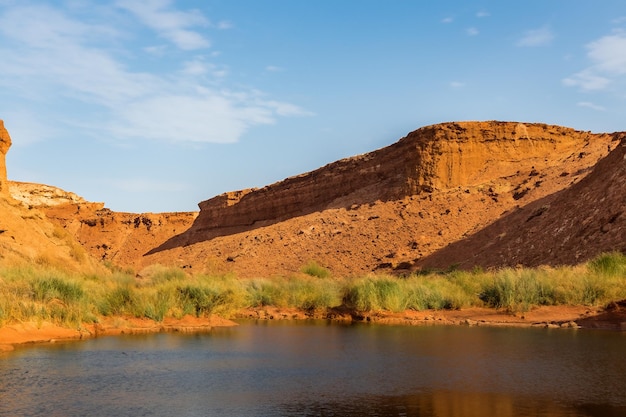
xmin=0 ymin=321 xmax=625 ymax=417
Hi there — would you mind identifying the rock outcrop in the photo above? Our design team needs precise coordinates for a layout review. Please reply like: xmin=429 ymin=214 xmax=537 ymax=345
xmin=42 ymin=203 xmax=197 ymax=265
xmin=9 ymin=181 xmax=91 ymax=207
xmin=138 ymin=121 xmax=618 ymax=277
xmin=0 ymin=120 xmax=12 ymax=197
xmin=416 ymin=132 xmax=626 ymax=269
xmin=162 ymin=121 xmax=614 ymax=247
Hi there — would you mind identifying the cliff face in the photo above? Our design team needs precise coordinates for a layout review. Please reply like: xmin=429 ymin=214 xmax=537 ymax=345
xmin=0 ymin=120 xmax=12 ymax=197
xmin=417 ymin=132 xmax=626 ymax=269
xmin=182 ymin=121 xmax=611 ymax=244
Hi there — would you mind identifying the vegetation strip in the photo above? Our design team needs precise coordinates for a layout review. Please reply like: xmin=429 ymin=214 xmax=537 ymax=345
xmin=0 ymin=253 xmax=625 ymax=332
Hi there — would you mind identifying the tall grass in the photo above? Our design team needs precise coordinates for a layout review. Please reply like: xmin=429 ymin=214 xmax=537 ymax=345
xmin=0 ymin=253 xmax=625 ymax=326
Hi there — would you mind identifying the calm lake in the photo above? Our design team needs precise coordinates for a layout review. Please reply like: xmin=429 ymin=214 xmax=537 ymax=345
xmin=1 ymin=321 xmax=625 ymax=417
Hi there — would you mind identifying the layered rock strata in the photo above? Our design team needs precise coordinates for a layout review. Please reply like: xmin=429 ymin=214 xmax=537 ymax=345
xmin=174 ymin=121 xmax=614 ymax=246
xmin=416 ymin=132 xmax=626 ymax=269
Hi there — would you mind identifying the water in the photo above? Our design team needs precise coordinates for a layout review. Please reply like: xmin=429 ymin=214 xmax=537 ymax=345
xmin=1 ymin=321 xmax=625 ymax=417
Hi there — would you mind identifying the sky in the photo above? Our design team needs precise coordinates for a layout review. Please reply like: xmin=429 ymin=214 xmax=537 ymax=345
xmin=1 ymin=1 xmax=626 ymax=213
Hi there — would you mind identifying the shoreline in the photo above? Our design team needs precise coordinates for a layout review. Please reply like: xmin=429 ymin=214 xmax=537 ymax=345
xmin=2 ymin=303 xmax=625 ymax=353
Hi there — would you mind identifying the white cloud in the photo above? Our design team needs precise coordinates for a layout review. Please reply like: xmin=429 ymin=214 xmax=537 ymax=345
xmin=517 ymin=26 xmax=554 ymax=47
xmin=563 ymin=70 xmax=611 ymax=91
xmin=115 ymin=0 xmax=210 ymax=50
xmin=111 ymin=94 xmax=275 ymax=143
xmin=265 ymin=65 xmax=284 ymax=72
xmin=466 ymin=27 xmax=479 ymax=36
xmin=0 ymin=3 xmax=310 ymax=145
xmin=577 ymin=101 xmax=606 ymax=111
xmin=263 ymin=101 xmax=315 ymax=117
xmin=586 ymin=32 xmax=626 ymax=74
xmin=441 ymin=17 xmax=453 ymax=24
xmin=449 ymin=81 xmax=465 ymax=88
xmin=216 ymin=20 xmax=233 ymax=30
xmin=563 ymin=31 xmax=626 ymax=91
xmin=476 ymin=11 xmax=490 ymax=18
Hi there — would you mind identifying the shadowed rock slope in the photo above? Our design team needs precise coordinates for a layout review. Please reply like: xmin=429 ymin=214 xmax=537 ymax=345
xmin=416 ymin=132 xmax=626 ymax=270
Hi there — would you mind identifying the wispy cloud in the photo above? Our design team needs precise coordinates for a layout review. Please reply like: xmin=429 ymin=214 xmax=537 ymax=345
xmin=0 ymin=3 xmax=310 ymax=145
xmin=517 ymin=26 xmax=554 ymax=47
xmin=577 ymin=101 xmax=606 ymax=111
xmin=449 ymin=81 xmax=465 ymax=88
xmin=115 ymin=0 xmax=210 ymax=50
xmin=441 ymin=16 xmax=453 ymax=24
xmin=265 ymin=65 xmax=284 ymax=72
xmin=216 ymin=20 xmax=233 ymax=30
xmin=563 ymin=30 xmax=626 ymax=91
xmin=466 ymin=27 xmax=479 ymax=36
xmin=476 ymin=11 xmax=490 ymax=18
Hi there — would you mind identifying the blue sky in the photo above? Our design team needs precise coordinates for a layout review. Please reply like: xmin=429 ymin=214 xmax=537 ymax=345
xmin=1 ymin=1 xmax=625 ymax=213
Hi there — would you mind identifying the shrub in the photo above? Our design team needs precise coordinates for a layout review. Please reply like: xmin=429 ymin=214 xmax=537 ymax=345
xmin=301 ymin=261 xmax=331 ymax=278
xmin=588 ymin=252 xmax=626 ymax=276
xmin=31 ymin=276 xmax=84 ymax=304
xmin=344 ymin=277 xmax=406 ymax=312
xmin=99 ymin=285 xmax=137 ymax=316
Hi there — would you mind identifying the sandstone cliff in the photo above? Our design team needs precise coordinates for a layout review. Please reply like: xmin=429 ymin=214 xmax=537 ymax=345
xmin=138 ymin=121 xmax=618 ymax=276
xmin=156 ymin=121 xmax=614 ymax=246
xmin=0 ymin=120 xmax=12 ymax=197
xmin=416 ymin=132 xmax=626 ymax=269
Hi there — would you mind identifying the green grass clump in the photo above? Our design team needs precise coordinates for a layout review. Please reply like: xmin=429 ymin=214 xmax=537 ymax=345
xmin=31 ymin=276 xmax=84 ymax=304
xmin=588 ymin=252 xmax=626 ymax=276
xmin=344 ymin=277 xmax=406 ymax=312
xmin=300 ymin=261 xmax=331 ymax=278
xmin=344 ymin=274 xmax=476 ymax=313
xmin=479 ymin=268 xmax=555 ymax=312
xmin=245 ymin=277 xmax=342 ymax=311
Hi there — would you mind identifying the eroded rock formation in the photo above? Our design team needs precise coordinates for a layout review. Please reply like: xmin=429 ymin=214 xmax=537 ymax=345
xmin=416 ymin=132 xmax=626 ymax=269
xmin=9 ymin=181 xmax=90 ymax=207
xmin=0 ymin=120 xmax=12 ymax=197
xmin=170 ymin=121 xmax=614 ymax=246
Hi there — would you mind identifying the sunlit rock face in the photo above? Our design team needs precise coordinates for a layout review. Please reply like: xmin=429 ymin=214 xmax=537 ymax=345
xmin=190 ymin=121 xmax=610 ymax=240
xmin=0 ymin=120 xmax=12 ymax=197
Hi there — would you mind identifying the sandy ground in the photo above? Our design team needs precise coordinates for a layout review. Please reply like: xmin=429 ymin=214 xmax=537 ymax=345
xmin=0 ymin=315 xmax=237 ymax=353
xmin=1 ymin=303 xmax=624 ymax=353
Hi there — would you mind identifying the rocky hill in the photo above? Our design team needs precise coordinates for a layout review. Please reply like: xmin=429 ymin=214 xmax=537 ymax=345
xmin=138 ymin=121 xmax=618 ymax=276
xmin=2 ymin=119 xmax=623 ymax=277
